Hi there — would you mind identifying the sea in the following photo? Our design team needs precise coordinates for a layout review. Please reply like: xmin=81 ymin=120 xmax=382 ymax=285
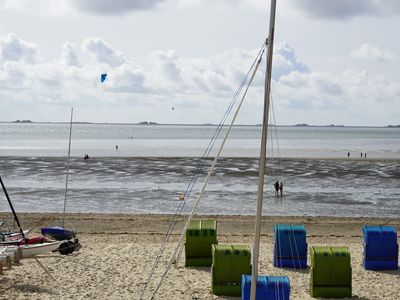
xmin=0 ymin=123 xmax=399 ymax=218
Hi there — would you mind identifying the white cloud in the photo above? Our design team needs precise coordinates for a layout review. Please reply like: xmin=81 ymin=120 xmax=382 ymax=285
xmin=102 ymin=63 xmax=147 ymax=93
xmin=82 ymin=37 xmax=125 ymax=67
xmin=149 ymin=50 xmax=182 ymax=89
xmin=273 ymin=43 xmax=309 ymax=79
xmin=0 ymin=0 xmax=72 ymax=17
xmin=1 ymin=0 xmax=400 ymax=20
xmin=351 ymin=44 xmax=395 ymax=63
xmin=0 ymin=61 xmax=28 ymax=89
xmin=71 ymin=0 xmax=165 ymax=15
xmin=0 ymin=33 xmax=38 ymax=64
xmin=275 ymin=67 xmax=400 ymax=125
xmin=285 ymin=0 xmax=400 ymax=20
xmin=60 ymin=42 xmax=80 ymax=67
xmin=0 ymin=33 xmax=399 ymax=125
xmin=0 ymin=0 xmax=165 ymax=16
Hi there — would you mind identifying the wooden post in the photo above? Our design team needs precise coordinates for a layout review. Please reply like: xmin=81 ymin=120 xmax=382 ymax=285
xmin=13 ymin=249 xmax=20 ymax=264
xmin=6 ymin=255 xmax=12 ymax=269
xmin=17 ymin=247 xmax=23 ymax=263
xmin=0 ymin=255 xmax=13 ymax=269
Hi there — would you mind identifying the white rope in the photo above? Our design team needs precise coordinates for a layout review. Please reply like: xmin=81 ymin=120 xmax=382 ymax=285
xmin=139 ymin=42 xmax=267 ymax=300
xmin=147 ymin=45 xmax=266 ymax=300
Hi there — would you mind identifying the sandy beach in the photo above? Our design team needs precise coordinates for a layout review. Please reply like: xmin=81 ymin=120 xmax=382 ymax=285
xmin=0 ymin=213 xmax=399 ymax=299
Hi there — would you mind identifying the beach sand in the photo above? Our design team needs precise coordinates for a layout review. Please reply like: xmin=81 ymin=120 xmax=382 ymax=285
xmin=0 ymin=213 xmax=399 ymax=299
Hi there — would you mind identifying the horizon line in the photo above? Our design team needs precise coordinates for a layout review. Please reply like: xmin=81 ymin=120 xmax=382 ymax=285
xmin=1 ymin=120 xmax=399 ymax=128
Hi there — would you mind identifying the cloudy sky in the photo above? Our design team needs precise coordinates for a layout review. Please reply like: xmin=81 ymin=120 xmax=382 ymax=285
xmin=0 ymin=0 xmax=399 ymax=126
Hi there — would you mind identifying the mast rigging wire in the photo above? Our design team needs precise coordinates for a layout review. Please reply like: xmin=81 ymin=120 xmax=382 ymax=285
xmin=145 ymin=43 xmax=267 ymax=300
xmin=139 ymin=41 xmax=267 ymax=300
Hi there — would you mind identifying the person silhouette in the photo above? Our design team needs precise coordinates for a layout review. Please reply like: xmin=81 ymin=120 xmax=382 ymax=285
xmin=279 ymin=182 xmax=283 ymax=197
xmin=274 ymin=181 xmax=279 ymax=197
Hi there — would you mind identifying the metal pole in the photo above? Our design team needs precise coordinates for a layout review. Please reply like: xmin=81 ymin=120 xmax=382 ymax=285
xmin=0 ymin=176 xmax=26 ymax=240
xmin=250 ymin=0 xmax=277 ymax=299
xmin=62 ymin=107 xmax=73 ymax=228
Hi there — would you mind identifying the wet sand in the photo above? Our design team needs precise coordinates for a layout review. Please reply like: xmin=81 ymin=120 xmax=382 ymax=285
xmin=0 ymin=213 xmax=399 ymax=299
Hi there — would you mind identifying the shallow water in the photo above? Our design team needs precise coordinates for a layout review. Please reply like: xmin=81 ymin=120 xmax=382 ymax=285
xmin=0 ymin=157 xmax=399 ymax=218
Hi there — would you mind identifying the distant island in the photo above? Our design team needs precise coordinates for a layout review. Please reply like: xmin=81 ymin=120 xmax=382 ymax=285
xmin=294 ymin=123 xmax=344 ymax=127
xmin=13 ymin=120 xmax=33 ymax=123
xmin=138 ymin=121 xmax=158 ymax=125
xmin=386 ymin=125 xmax=400 ymax=128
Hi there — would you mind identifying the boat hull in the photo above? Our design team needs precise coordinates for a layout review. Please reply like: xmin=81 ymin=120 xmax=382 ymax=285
xmin=21 ymin=241 xmax=62 ymax=258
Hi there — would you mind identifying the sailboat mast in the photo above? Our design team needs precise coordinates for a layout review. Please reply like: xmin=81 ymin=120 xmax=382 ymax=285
xmin=250 ymin=0 xmax=277 ymax=299
xmin=62 ymin=107 xmax=73 ymax=228
xmin=0 ymin=176 xmax=26 ymax=240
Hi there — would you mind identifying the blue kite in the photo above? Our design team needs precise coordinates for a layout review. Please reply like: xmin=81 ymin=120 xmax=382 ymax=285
xmin=100 ymin=73 xmax=107 ymax=83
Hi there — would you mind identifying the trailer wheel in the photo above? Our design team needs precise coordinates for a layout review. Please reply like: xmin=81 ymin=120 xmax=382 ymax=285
xmin=67 ymin=241 xmax=75 ymax=254
xmin=59 ymin=242 xmax=70 ymax=255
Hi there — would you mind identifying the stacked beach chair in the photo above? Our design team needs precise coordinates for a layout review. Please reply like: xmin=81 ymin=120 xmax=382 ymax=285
xmin=185 ymin=220 xmax=217 ymax=267
xmin=274 ymin=224 xmax=307 ymax=269
xmin=363 ymin=225 xmax=398 ymax=270
xmin=0 ymin=246 xmax=22 ymax=275
xmin=309 ymin=246 xmax=352 ymax=298
xmin=241 ymin=275 xmax=290 ymax=300
xmin=211 ymin=244 xmax=251 ymax=296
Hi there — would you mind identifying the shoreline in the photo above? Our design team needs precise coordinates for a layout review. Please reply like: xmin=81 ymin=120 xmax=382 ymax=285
xmin=2 ymin=212 xmax=399 ymax=236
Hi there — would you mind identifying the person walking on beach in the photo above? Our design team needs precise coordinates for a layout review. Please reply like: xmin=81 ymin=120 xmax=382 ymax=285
xmin=360 ymin=152 xmax=363 ymax=158
xmin=364 ymin=152 xmax=367 ymax=158
xmin=274 ymin=181 xmax=279 ymax=197
xmin=116 ymin=145 xmax=119 ymax=150
xmin=279 ymin=182 xmax=283 ymax=197
xmin=347 ymin=152 xmax=350 ymax=158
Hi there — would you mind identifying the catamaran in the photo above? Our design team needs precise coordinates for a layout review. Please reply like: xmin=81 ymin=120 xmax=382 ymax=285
xmin=0 ymin=176 xmax=65 ymax=257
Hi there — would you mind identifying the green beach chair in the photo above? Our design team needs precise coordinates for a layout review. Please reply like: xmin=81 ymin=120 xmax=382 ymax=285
xmin=310 ymin=246 xmax=352 ymax=298
xmin=185 ymin=220 xmax=217 ymax=267
xmin=211 ymin=244 xmax=251 ymax=296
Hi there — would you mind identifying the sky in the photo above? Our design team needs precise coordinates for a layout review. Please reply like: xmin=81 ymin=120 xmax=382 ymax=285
xmin=0 ymin=0 xmax=399 ymax=126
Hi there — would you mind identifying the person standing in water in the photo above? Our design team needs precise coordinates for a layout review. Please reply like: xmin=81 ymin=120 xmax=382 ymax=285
xmin=279 ymin=182 xmax=283 ymax=197
xmin=274 ymin=181 xmax=279 ymax=197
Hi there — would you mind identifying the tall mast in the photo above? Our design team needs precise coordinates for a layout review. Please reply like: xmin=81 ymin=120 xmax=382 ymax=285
xmin=62 ymin=107 xmax=73 ymax=228
xmin=250 ymin=0 xmax=277 ymax=299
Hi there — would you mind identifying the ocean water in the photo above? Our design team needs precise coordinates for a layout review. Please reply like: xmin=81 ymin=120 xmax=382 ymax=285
xmin=0 ymin=123 xmax=399 ymax=217
xmin=0 ymin=123 xmax=399 ymax=158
